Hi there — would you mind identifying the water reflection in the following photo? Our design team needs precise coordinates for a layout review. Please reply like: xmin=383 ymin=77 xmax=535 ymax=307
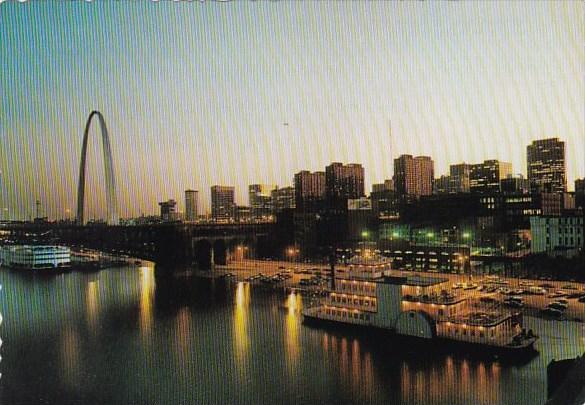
xmin=285 ymin=291 xmax=300 ymax=368
xmin=60 ymin=327 xmax=81 ymax=389
xmin=86 ymin=281 xmax=99 ymax=333
xmin=174 ymin=307 xmax=192 ymax=384
xmin=139 ymin=267 xmax=155 ymax=341
xmin=400 ymin=355 xmax=500 ymax=404
xmin=233 ymin=282 xmax=250 ymax=374
xmin=321 ymin=333 xmax=376 ymax=403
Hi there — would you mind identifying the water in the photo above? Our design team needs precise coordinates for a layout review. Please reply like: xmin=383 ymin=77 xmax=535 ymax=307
xmin=1 ymin=265 xmax=584 ymax=405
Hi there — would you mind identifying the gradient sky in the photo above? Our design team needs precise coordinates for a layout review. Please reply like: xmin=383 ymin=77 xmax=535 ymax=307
xmin=1 ymin=1 xmax=583 ymax=220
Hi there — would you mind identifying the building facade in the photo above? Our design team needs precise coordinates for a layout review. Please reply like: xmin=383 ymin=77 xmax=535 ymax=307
xmin=325 ymin=162 xmax=365 ymax=203
xmin=249 ymin=184 xmax=276 ymax=219
xmin=530 ymin=215 xmax=584 ymax=258
xmin=294 ymin=170 xmax=326 ymax=209
xmin=449 ymin=163 xmax=471 ymax=193
xmin=500 ymin=174 xmax=530 ymax=195
xmin=211 ymin=185 xmax=235 ymax=221
xmin=393 ymin=155 xmax=434 ymax=197
xmin=469 ymin=160 xmax=512 ymax=194
xmin=271 ymin=186 xmax=295 ymax=213
xmin=184 ymin=190 xmax=198 ymax=222
xmin=159 ymin=199 xmax=177 ymax=222
xmin=527 ymin=138 xmax=566 ymax=194
xmin=576 ymin=179 xmax=585 ymax=209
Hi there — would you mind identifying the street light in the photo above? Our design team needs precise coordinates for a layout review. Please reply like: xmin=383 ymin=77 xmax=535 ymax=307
xmin=462 ymin=232 xmax=472 ymax=279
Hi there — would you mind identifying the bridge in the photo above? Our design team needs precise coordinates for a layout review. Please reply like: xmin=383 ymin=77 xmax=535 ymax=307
xmin=1 ymin=222 xmax=277 ymax=270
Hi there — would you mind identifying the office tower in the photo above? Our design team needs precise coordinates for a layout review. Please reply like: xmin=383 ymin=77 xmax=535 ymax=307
xmin=211 ymin=185 xmax=235 ymax=221
xmin=325 ymin=163 xmax=365 ymax=201
xmin=184 ymin=190 xmax=198 ymax=222
xmin=159 ymin=199 xmax=177 ymax=222
xmin=372 ymin=180 xmax=394 ymax=194
xmin=271 ymin=186 xmax=295 ymax=213
xmin=449 ymin=163 xmax=471 ymax=193
xmin=433 ymin=175 xmax=451 ymax=194
xmin=575 ymin=178 xmax=585 ymax=209
xmin=249 ymin=184 xmax=276 ymax=219
xmin=500 ymin=174 xmax=530 ymax=194
xmin=294 ymin=171 xmax=326 ymax=208
xmin=393 ymin=155 xmax=434 ymax=197
xmin=527 ymin=138 xmax=566 ymax=193
xmin=469 ymin=160 xmax=512 ymax=193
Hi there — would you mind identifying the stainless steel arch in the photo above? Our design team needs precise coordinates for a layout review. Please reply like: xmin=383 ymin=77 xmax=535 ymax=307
xmin=76 ymin=111 xmax=119 ymax=225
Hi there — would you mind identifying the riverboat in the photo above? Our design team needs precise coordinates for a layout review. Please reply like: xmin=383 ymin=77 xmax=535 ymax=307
xmin=302 ymin=254 xmax=538 ymax=355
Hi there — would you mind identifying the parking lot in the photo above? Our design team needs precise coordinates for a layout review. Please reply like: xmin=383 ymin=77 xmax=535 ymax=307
xmin=217 ymin=259 xmax=585 ymax=320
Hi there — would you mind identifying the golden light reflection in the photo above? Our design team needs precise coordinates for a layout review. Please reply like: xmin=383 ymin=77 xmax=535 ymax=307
xmin=234 ymin=282 xmax=250 ymax=374
xmin=174 ymin=307 xmax=192 ymax=383
xmin=139 ymin=266 xmax=155 ymax=341
xmin=60 ymin=327 xmax=81 ymax=388
xmin=351 ymin=339 xmax=360 ymax=384
xmin=285 ymin=291 xmax=300 ymax=366
xmin=400 ymin=356 xmax=499 ymax=404
xmin=86 ymin=281 xmax=99 ymax=333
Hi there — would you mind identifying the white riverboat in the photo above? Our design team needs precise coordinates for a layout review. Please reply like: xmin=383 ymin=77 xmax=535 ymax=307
xmin=302 ymin=254 xmax=538 ymax=354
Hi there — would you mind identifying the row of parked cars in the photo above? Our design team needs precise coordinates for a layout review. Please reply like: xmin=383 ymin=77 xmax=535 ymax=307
xmin=299 ymin=274 xmax=331 ymax=287
xmin=244 ymin=272 xmax=293 ymax=285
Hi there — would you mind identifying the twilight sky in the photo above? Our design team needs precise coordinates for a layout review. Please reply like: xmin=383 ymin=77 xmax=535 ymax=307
xmin=0 ymin=1 xmax=583 ymax=220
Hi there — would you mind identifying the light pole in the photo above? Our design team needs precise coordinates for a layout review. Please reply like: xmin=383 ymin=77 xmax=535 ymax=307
xmin=462 ymin=232 xmax=472 ymax=280
xmin=361 ymin=230 xmax=370 ymax=257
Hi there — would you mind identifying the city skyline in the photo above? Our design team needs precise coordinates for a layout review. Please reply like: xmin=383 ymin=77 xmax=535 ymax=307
xmin=1 ymin=2 xmax=584 ymax=220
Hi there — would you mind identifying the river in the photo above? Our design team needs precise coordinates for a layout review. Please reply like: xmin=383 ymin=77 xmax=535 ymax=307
xmin=1 ymin=264 xmax=584 ymax=404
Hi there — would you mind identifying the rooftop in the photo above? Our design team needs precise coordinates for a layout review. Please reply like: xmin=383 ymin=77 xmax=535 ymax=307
xmin=403 ymin=275 xmax=449 ymax=287
xmin=444 ymin=311 xmax=511 ymax=327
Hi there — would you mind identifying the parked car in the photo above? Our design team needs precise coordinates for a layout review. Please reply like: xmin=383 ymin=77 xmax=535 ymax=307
xmin=541 ymin=307 xmax=563 ymax=317
xmin=548 ymin=302 xmax=568 ymax=311
xmin=504 ymin=300 xmax=524 ymax=308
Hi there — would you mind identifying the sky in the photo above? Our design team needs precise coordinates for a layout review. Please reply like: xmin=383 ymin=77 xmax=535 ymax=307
xmin=0 ymin=1 xmax=583 ymax=220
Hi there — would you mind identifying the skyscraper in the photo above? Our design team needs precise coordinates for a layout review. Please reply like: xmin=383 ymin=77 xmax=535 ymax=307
xmin=325 ymin=163 xmax=365 ymax=205
xmin=449 ymin=163 xmax=471 ymax=193
xmin=527 ymin=138 xmax=566 ymax=193
xmin=159 ymin=199 xmax=177 ymax=222
xmin=184 ymin=190 xmax=198 ymax=222
xmin=271 ymin=186 xmax=295 ymax=213
xmin=500 ymin=174 xmax=530 ymax=194
xmin=372 ymin=179 xmax=393 ymax=194
xmin=469 ymin=160 xmax=512 ymax=194
xmin=249 ymin=184 xmax=276 ymax=219
xmin=294 ymin=171 xmax=326 ymax=209
xmin=393 ymin=155 xmax=434 ymax=197
xmin=211 ymin=186 xmax=235 ymax=221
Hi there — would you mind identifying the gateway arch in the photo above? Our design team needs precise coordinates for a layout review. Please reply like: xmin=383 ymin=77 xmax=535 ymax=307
xmin=76 ymin=111 xmax=119 ymax=225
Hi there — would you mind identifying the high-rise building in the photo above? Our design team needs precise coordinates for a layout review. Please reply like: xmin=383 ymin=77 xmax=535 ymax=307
xmin=294 ymin=171 xmax=326 ymax=209
xmin=393 ymin=155 xmax=434 ymax=197
xmin=449 ymin=163 xmax=471 ymax=193
xmin=372 ymin=180 xmax=394 ymax=194
xmin=433 ymin=175 xmax=451 ymax=194
xmin=500 ymin=174 xmax=530 ymax=195
xmin=249 ymin=184 xmax=276 ymax=219
xmin=325 ymin=163 xmax=365 ymax=204
xmin=469 ymin=160 xmax=512 ymax=194
xmin=184 ymin=190 xmax=198 ymax=222
xmin=159 ymin=199 xmax=177 ymax=222
xmin=211 ymin=186 xmax=235 ymax=221
xmin=576 ymin=179 xmax=585 ymax=194
xmin=576 ymin=178 xmax=585 ymax=209
xmin=527 ymin=138 xmax=566 ymax=193
xmin=271 ymin=186 xmax=295 ymax=213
